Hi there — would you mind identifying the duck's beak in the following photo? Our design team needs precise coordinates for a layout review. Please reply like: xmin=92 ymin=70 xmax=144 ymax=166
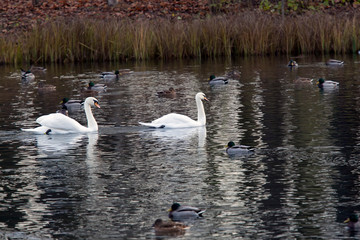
xmin=94 ymin=102 xmax=101 ymax=108
xmin=344 ymin=218 xmax=350 ymax=223
xmin=167 ymin=208 xmax=172 ymax=212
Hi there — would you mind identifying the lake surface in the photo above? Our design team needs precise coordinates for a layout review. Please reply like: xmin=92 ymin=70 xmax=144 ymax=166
xmin=1 ymin=55 xmax=360 ymax=239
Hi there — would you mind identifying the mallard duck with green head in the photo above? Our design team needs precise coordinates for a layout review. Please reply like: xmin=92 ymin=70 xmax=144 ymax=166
xmin=345 ymin=214 xmax=360 ymax=232
xmin=59 ymin=98 xmax=83 ymax=113
xmin=226 ymin=141 xmax=254 ymax=155
xmin=168 ymin=203 xmax=205 ymax=220
xmin=61 ymin=98 xmax=84 ymax=108
xmin=20 ymin=68 xmax=35 ymax=81
xmin=101 ymin=70 xmax=120 ymax=80
xmin=87 ymin=81 xmax=107 ymax=91
xmin=317 ymin=78 xmax=339 ymax=89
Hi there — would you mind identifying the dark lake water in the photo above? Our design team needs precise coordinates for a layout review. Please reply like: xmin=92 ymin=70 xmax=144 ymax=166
xmin=1 ymin=55 xmax=360 ymax=239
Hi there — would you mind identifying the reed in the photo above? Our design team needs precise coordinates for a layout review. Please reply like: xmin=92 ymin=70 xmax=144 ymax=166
xmin=1 ymin=12 xmax=360 ymax=64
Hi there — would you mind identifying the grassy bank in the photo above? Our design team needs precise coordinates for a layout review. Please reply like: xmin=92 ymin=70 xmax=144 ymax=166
xmin=1 ymin=12 xmax=360 ymax=64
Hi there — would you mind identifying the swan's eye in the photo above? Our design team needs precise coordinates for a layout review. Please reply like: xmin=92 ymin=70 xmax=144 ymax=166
xmin=93 ymin=100 xmax=101 ymax=108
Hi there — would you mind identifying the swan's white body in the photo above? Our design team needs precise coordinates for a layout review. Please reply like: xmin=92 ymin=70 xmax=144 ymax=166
xmin=22 ymin=97 xmax=100 ymax=134
xmin=139 ymin=92 xmax=208 ymax=129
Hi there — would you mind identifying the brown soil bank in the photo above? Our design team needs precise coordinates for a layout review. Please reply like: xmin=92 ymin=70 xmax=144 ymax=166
xmin=1 ymin=1 xmax=360 ymax=64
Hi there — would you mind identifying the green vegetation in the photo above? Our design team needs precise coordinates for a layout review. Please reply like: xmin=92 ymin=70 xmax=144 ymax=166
xmin=1 ymin=12 xmax=360 ymax=64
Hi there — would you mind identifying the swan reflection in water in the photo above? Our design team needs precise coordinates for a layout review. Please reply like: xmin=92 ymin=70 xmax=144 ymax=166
xmin=35 ymin=133 xmax=98 ymax=158
xmin=141 ymin=126 xmax=206 ymax=148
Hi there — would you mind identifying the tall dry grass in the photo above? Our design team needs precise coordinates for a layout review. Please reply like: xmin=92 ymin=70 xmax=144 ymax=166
xmin=1 ymin=12 xmax=360 ymax=64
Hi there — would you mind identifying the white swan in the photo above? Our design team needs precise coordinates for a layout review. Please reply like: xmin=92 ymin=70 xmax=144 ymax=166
xmin=139 ymin=92 xmax=208 ymax=128
xmin=22 ymin=97 xmax=100 ymax=134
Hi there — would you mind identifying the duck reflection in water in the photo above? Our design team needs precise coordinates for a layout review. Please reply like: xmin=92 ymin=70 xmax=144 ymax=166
xmin=141 ymin=126 xmax=206 ymax=148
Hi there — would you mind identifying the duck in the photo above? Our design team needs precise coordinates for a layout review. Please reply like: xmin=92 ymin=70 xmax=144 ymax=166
xmin=157 ymin=87 xmax=177 ymax=98
xmin=153 ymin=219 xmax=188 ymax=236
xmin=294 ymin=77 xmax=313 ymax=84
xmin=209 ymin=75 xmax=228 ymax=85
xmin=226 ymin=141 xmax=254 ymax=155
xmin=326 ymin=59 xmax=344 ymax=66
xmin=168 ymin=203 xmax=205 ymax=220
xmin=59 ymin=98 xmax=83 ymax=113
xmin=20 ymin=68 xmax=35 ymax=81
xmin=317 ymin=78 xmax=339 ymax=89
xmin=22 ymin=97 xmax=100 ymax=134
xmin=139 ymin=92 xmax=208 ymax=128
xmin=288 ymin=60 xmax=298 ymax=67
xmin=60 ymin=98 xmax=83 ymax=108
xmin=37 ymin=82 xmax=56 ymax=92
xmin=100 ymin=70 xmax=119 ymax=80
xmin=345 ymin=214 xmax=360 ymax=232
xmin=87 ymin=81 xmax=107 ymax=91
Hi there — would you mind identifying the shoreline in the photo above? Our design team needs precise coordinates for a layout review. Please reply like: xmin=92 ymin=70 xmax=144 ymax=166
xmin=1 ymin=4 xmax=360 ymax=64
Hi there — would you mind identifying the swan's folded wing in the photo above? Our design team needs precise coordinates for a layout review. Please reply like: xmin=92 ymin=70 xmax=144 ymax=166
xmin=36 ymin=113 xmax=84 ymax=131
xmin=139 ymin=122 xmax=165 ymax=128
xmin=140 ymin=113 xmax=198 ymax=128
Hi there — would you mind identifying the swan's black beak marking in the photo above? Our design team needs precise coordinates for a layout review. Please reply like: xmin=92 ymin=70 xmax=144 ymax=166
xmin=45 ymin=129 xmax=52 ymax=135
xmin=94 ymin=100 xmax=100 ymax=108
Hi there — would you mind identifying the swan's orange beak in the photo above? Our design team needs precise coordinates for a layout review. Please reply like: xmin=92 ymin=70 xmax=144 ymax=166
xmin=94 ymin=102 xmax=101 ymax=108
xmin=204 ymin=97 xmax=209 ymax=102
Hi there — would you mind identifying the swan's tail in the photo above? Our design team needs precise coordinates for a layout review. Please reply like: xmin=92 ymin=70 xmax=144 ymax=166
xmin=21 ymin=126 xmax=51 ymax=134
xmin=139 ymin=122 xmax=165 ymax=128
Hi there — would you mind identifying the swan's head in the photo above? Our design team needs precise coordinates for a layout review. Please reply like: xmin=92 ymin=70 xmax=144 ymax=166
xmin=196 ymin=92 xmax=209 ymax=102
xmin=85 ymin=97 xmax=101 ymax=108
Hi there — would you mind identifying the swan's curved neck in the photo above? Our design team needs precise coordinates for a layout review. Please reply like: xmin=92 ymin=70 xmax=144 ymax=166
xmin=84 ymin=103 xmax=98 ymax=131
xmin=196 ymin=97 xmax=206 ymax=125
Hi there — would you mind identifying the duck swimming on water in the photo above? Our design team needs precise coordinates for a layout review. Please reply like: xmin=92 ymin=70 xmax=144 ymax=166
xmin=168 ymin=203 xmax=205 ymax=220
xmin=208 ymin=75 xmax=228 ymax=85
